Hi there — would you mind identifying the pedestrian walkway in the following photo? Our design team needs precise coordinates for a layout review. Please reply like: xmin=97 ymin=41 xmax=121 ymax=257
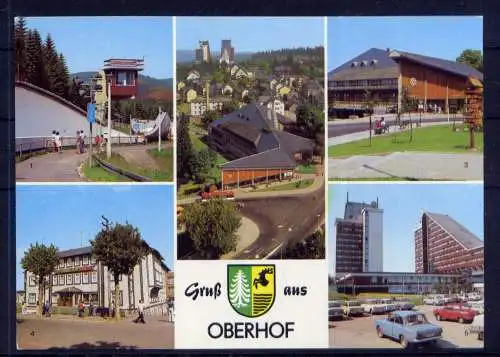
xmin=16 ymin=151 xmax=86 ymax=181
xmin=329 ymin=152 xmax=483 ymax=180
xmin=220 ymin=216 xmax=260 ymax=260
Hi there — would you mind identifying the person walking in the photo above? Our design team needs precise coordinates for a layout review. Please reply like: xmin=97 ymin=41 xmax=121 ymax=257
xmin=55 ymin=132 xmax=62 ymax=153
xmin=134 ymin=299 xmax=146 ymax=324
xmin=51 ymin=130 xmax=57 ymax=152
xmin=76 ymin=131 xmax=81 ymax=154
xmin=79 ymin=130 xmax=85 ymax=154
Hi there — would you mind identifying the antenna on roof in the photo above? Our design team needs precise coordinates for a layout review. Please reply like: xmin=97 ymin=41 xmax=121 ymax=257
xmin=376 ymin=197 xmax=379 ymax=207
xmin=80 ymin=231 xmax=83 ymax=248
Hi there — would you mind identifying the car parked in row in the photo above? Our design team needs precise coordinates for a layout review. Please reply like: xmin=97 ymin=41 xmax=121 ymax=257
xmin=361 ymin=299 xmax=386 ymax=315
xmin=328 ymin=300 xmax=344 ymax=321
xmin=465 ymin=301 xmax=484 ymax=315
xmin=394 ymin=299 xmax=415 ymax=311
xmin=342 ymin=300 xmax=364 ymax=317
xmin=379 ymin=298 xmax=397 ymax=312
xmin=433 ymin=305 xmax=477 ymax=324
xmin=375 ymin=311 xmax=443 ymax=349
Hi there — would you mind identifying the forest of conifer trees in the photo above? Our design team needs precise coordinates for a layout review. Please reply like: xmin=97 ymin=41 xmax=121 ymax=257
xmin=14 ymin=17 xmax=87 ymax=109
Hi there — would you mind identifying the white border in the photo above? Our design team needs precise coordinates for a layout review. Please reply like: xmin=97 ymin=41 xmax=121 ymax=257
xmin=330 ymin=180 xmax=484 ymax=185
xmin=323 ymin=16 xmax=329 ymax=266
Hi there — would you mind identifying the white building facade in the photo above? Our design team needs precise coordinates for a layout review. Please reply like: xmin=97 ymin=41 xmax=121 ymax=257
xmin=24 ymin=246 xmax=171 ymax=313
xmin=362 ymin=206 xmax=384 ymax=272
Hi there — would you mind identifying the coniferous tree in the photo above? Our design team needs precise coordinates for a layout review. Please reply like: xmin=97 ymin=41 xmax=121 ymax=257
xmin=14 ymin=17 xmax=27 ymax=81
xmin=25 ymin=30 xmax=47 ymax=88
xmin=43 ymin=34 xmax=60 ymax=93
xmin=53 ymin=53 xmax=70 ymax=99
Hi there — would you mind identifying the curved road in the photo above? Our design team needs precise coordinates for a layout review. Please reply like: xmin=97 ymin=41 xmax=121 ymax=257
xmin=329 ymin=115 xmax=462 ymax=137
xmin=234 ymin=183 xmax=325 ymax=259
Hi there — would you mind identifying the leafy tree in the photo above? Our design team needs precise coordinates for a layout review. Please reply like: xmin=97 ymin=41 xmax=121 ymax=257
xmin=457 ymin=49 xmax=483 ymax=72
xmin=222 ymin=100 xmax=239 ymax=115
xmin=190 ymin=148 xmax=216 ymax=182
xmin=184 ymin=199 xmax=242 ymax=259
xmin=282 ymin=230 xmax=325 ymax=259
xmin=296 ymin=104 xmax=323 ymax=139
xmin=212 ymin=69 xmax=225 ymax=84
xmin=20 ymin=243 xmax=59 ymax=317
xmin=201 ymin=110 xmax=218 ymax=128
xmin=177 ymin=114 xmax=193 ymax=181
xmin=90 ymin=216 xmax=148 ymax=321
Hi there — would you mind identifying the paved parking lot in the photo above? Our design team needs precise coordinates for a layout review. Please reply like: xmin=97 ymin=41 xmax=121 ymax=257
xmin=17 ymin=315 xmax=174 ymax=350
xmin=329 ymin=305 xmax=483 ymax=349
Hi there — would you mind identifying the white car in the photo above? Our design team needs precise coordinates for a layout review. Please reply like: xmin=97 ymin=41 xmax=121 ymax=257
xmin=379 ymin=298 xmax=397 ymax=312
xmin=342 ymin=300 xmax=364 ymax=317
xmin=361 ymin=299 xmax=386 ymax=315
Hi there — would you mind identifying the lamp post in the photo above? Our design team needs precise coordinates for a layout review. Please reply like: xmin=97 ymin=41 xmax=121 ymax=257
xmin=106 ymin=74 xmax=113 ymax=159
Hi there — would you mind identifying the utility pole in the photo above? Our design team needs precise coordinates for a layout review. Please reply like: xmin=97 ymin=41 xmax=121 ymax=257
xmin=107 ymin=79 xmax=112 ymax=159
xmin=158 ymin=106 xmax=162 ymax=152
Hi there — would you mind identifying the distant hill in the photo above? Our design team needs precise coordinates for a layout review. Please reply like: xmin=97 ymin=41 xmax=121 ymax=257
xmin=176 ymin=50 xmax=254 ymax=64
xmin=70 ymin=72 xmax=173 ymax=101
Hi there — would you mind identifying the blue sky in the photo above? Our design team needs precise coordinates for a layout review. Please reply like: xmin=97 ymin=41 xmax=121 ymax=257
xmin=328 ymin=16 xmax=483 ymax=70
xmin=16 ymin=184 xmax=174 ymax=289
xmin=176 ymin=17 xmax=324 ymax=52
xmin=328 ymin=183 xmax=483 ymax=275
xmin=26 ymin=17 xmax=173 ymax=78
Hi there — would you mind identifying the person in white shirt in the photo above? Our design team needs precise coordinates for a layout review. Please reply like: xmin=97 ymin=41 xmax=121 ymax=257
xmin=55 ymin=132 xmax=62 ymax=153
xmin=134 ymin=299 xmax=146 ymax=324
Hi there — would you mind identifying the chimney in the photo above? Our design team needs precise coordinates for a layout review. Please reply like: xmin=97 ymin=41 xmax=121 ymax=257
xmin=346 ymin=192 xmax=349 ymax=203
xmin=376 ymin=197 xmax=379 ymax=208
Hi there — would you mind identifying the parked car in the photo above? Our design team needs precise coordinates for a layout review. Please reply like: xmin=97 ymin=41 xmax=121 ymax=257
xmin=375 ymin=311 xmax=443 ymax=349
xmin=342 ymin=300 xmax=364 ymax=317
xmin=467 ymin=314 xmax=484 ymax=341
xmin=379 ymin=298 xmax=397 ymax=312
xmin=465 ymin=301 xmax=484 ymax=315
xmin=395 ymin=299 xmax=415 ymax=311
xmin=424 ymin=296 xmax=445 ymax=306
xmin=433 ymin=305 xmax=477 ymax=324
xmin=361 ymin=299 xmax=386 ymax=315
xmin=328 ymin=300 xmax=344 ymax=321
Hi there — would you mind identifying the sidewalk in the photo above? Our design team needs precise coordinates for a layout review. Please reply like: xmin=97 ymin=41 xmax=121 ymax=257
xmin=329 ymin=113 xmax=462 ymax=125
xmin=328 ymin=121 xmax=451 ymax=147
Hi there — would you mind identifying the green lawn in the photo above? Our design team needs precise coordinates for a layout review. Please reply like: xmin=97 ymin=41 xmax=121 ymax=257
xmin=297 ymin=164 xmax=317 ymax=174
xmin=178 ymin=181 xmax=202 ymax=199
xmin=147 ymin=147 xmax=174 ymax=182
xmin=329 ymin=125 xmax=484 ymax=157
xmin=97 ymin=152 xmax=172 ymax=182
xmin=83 ymin=163 xmax=130 ymax=182
xmin=255 ymin=179 xmax=314 ymax=192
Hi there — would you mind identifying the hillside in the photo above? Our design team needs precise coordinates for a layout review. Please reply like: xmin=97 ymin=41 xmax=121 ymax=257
xmin=70 ymin=72 xmax=173 ymax=101
xmin=176 ymin=50 xmax=254 ymax=64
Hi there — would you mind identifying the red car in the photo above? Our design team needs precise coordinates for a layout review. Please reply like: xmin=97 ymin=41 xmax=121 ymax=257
xmin=433 ymin=305 xmax=477 ymax=324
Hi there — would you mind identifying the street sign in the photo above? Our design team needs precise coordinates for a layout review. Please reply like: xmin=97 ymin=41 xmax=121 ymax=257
xmin=87 ymin=103 xmax=96 ymax=123
xmin=410 ymin=77 xmax=417 ymax=87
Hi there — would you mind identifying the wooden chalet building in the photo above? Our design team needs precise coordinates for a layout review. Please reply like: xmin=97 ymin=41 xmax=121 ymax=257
xmin=328 ymin=48 xmax=483 ymax=117
xmin=208 ymin=103 xmax=314 ymax=188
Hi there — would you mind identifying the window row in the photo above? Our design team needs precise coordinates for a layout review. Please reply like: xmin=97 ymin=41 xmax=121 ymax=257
xmin=58 ymin=255 xmax=96 ymax=268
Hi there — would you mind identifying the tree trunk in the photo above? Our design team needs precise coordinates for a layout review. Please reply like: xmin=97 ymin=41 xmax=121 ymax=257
xmin=114 ymin=274 xmax=121 ymax=321
xmin=469 ymin=125 xmax=475 ymax=149
xmin=38 ymin=279 xmax=43 ymax=318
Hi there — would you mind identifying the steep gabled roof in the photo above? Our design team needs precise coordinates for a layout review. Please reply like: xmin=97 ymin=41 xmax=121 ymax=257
xmin=222 ymin=147 xmax=296 ymax=170
xmin=329 ymin=47 xmax=483 ymax=81
xmin=425 ymin=212 xmax=483 ymax=250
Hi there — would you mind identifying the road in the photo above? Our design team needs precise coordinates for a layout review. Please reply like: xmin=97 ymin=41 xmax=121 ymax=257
xmin=15 ymin=144 xmax=167 ymax=182
xmin=17 ymin=315 xmax=174 ymax=350
xmin=328 ymin=114 xmax=462 ymax=138
xmin=329 ymin=305 xmax=483 ymax=349
xmin=234 ymin=183 xmax=325 ymax=259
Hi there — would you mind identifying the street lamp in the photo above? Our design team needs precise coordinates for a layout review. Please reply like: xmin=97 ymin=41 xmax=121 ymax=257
xmin=106 ymin=74 xmax=114 ymax=159
xmin=272 ymin=239 xmax=282 ymax=259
